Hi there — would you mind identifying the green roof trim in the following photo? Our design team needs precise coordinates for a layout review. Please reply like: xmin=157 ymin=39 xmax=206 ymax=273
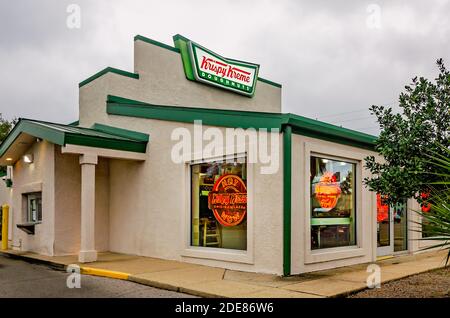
xmin=0 ymin=119 xmax=148 ymax=159
xmin=107 ymin=95 xmax=283 ymax=130
xmin=79 ymin=67 xmax=139 ymax=88
xmin=134 ymin=35 xmax=181 ymax=53
xmin=69 ymin=120 xmax=79 ymax=126
xmin=106 ymin=95 xmax=376 ymax=149
xmin=258 ymin=77 xmax=282 ymax=88
xmin=91 ymin=123 xmax=149 ymax=142
xmin=283 ymin=125 xmax=292 ymax=276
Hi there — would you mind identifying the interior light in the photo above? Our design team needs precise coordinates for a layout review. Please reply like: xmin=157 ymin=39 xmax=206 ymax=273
xmin=322 ymin=159 xmax=329 ymax=163
xmin=6 ymin=158 xmax=12 ymax=161
xmin=23 ymin=154 xmax=34 ymax=164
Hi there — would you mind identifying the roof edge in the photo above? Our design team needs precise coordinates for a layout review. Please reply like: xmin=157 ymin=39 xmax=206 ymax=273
xmin=106 ymin=94 xmax=377 ymax=149
xmin=134 ymin=34 xmax=181 ymax=53
xmin=92 ymin=123 xmax=149 ymax=142
xmin=79 ymin=67 xmax=139 ymax=88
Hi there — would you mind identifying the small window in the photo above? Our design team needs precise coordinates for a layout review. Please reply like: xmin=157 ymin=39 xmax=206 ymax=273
xmin=27 ymin=193 xmax=42 ymax=223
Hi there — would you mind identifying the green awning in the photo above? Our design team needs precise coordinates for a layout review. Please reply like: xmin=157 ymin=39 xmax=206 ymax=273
xmin=0 ymin=119 xmax=149 ymax=165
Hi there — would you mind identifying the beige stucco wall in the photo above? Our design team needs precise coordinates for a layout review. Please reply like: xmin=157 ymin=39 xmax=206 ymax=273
xmin=79 ymin=38 xmax=282 ymax=129
xmin=54 ymin=147 xmax=110 ymax=255
xmin=106 ymin=116 xmax=283 ymax=274
xmin=291 ymin=134 xmax=379 ymax=274
xmin=8 ymin=140 xmax=55 ymax=255
xmin=54 ymin=147 xmax=80 ymax=254
xmin=5 ymin=141 xmax=110 ymax=256
xmin=75 ymin=37 xmax=284 ymax=274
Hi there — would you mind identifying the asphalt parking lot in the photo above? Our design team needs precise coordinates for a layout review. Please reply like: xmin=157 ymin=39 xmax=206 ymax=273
xmin=0 ymin=255 xmax=194 ymax=298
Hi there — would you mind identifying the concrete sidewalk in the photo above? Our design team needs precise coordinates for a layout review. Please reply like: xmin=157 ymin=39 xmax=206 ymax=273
xmin=1 ymin=249 xmax=448 ymax=298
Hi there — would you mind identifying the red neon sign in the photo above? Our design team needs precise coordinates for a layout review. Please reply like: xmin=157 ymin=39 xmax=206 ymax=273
xmin=377 ymin=193 xmax=389 ymax=222
xmin=208 ymin=174 xmax=247 ymax=227
xmin=315 ymin=172 xmax=341 ymax=209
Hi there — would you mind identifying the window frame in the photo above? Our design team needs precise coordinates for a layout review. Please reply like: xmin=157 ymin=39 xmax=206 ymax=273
xmin=304 ymin=142 xmax=368 ymax=264
xmin=181 ymin=152 xmax=255 ymax=265
xmin=310 ymin=155 xmax=357 ymax=250
xmin=26 ymin=192 xmax=42 ymax=224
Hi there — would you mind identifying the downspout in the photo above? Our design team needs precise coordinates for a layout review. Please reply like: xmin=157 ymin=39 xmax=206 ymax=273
xmin=282 ymin=125 xmax=292 ymax=276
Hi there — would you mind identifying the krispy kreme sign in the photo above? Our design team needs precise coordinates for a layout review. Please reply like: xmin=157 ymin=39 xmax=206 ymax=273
xmin=188 ymin=41 xmax=259 ymax=96
xmin=208 ymin=174 xmax=247 ymax=227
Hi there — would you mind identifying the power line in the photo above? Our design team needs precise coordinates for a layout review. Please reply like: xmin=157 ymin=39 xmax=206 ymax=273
xmin=331 ymin=116 xmax=374 ymax=124
xmin=315 ymin=102 xmax=397 ymax=120
xmin=316 ymin=109 xmax=369 ymax=120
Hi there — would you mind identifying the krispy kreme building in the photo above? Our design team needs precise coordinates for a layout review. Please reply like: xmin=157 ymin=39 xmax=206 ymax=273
xmin=0 ymin=34 xmax=428 ymax=276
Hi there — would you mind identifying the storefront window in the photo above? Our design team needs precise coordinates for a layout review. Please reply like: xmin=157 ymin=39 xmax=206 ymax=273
xmin=310 ymin=156 xmax=356 ymax=250
xmin=377 ymin=193 xmax=390 ymax=247
xmin=191 ymin=158 xmax=247 ymax=250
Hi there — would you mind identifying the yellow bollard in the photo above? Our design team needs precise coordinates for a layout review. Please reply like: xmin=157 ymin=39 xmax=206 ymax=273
xmin=1 ymin=205 xmax=9 ymax=250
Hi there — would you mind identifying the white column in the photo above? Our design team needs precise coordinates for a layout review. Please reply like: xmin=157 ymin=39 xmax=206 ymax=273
xmin=78 ymin=153 xmax=98 ymax=263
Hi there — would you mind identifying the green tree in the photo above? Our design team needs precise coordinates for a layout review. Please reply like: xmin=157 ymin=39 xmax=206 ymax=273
xmin=364 ymin=59 xmax=450 ymax=205
xmin=0 ymin=114 xmax=17 ymax=174
xmin=0 ymin=114 xmax=16 ymax=144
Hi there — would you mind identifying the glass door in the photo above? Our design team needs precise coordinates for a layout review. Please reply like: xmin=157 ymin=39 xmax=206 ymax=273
xmin=377 ymin=195 xmax=408 ymax=256
xmin=377 ymin=194 xmax=393 ymax=256
xmin=393 ymin=201 xmax=408 ymax=252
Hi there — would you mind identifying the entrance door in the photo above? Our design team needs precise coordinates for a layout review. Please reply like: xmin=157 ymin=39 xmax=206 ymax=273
xmin=377 ymin=195 xmax=408 ymax=256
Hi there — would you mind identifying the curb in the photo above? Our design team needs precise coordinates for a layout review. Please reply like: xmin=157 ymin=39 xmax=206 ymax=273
xmin=0 ymin=251 xmax=66 ymax=271
xmin=81 ymin=266 xmax=129 ymax=280
xmin=128 ymin=275 xmax=221 ymax=298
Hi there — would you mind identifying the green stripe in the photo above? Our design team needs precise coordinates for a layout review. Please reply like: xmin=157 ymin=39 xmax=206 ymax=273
xmin=91 ymin=123 xmax=149 ymax=142
xmin=107 ymin=95 xmax=284 ymax=130
xmin=135 ymin=35 xmax=181 ymax=53
xmin=258 ymin=77 xmax=282 ymax=88
xmin=79 ymin=67 xmax=139 ymax=88
xmin=106 ymin=95 xmax=377 ymax=149
xmin=311 ymin=218 xmax=352 ymax=226
xmin=173 ymin=34 xmax=195 ymax=80
xmin=283 ymin=125 xmax=292 ymax=276
xmin=65 ymin=133 xmax=147 ymax=153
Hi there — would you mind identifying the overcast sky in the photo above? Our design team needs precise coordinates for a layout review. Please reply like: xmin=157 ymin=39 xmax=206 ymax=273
xmin=1 ymin=0 xmax=449 ymax=135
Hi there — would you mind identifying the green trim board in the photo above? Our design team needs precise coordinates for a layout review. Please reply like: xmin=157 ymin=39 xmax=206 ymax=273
xmin=135 ymin=35 xmax=181 ymax=53
xmin=79 ymin=67 xmax=139 ymax=88
xmin=173 ymin=34 xmax=195 ymax=80
xmin=106 ymin=95 xmax=377 ymax=149
xmin=107 ymin=95 xmax=283 ymax=131
xmin=311 ymin=218 xmax=352 ymax=226
xmin=258 ymin=77 xmax=282 ymax=88
xmin=0 ymin=118 xmax=149 ymax=161
xmin=68 ymin=120 xmax=79 ymax=126
xmin=283 ymin=125 xmax=292 ymax=276
xmin=91 ymin=123 xmax=149 ymax=142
